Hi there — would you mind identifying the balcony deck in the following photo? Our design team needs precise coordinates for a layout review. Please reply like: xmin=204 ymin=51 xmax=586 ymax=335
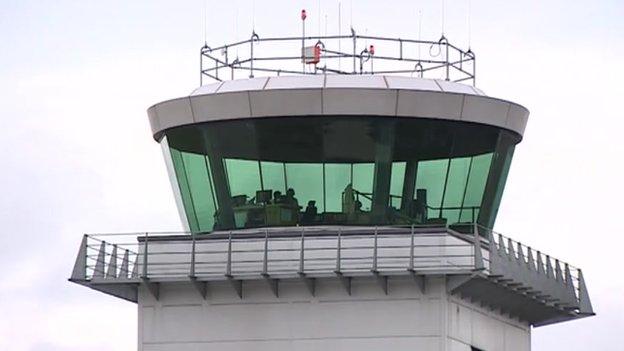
xmin=69 ymin=225 xmax=593 ymax=327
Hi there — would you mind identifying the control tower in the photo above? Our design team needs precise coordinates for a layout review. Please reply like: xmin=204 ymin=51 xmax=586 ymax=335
xmin=70 ymin=21 xmax=594 ymax=351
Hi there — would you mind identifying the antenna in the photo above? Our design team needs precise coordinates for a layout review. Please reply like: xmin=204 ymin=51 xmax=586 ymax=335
xmin=338 ymin=1 xmax=342 ymax=71
xmin=318 ymin=0 xmax=322 ymax=37
xmin=467 ymin=0 xmax=472 ymax=49
xmin=234 ymin=2 xmax=239 ymax=57
xmin=203 ymin=0 xmax=207 ymax=45
xmin=418 ymin=9 xmax=423 ymax=60
xmin=350 ymin=0 xmax=353 ymax=29
xmin=441 ymin=0 xmax=446 ymax=35
xmin=252 ymin=0 xmax=256 ymax=31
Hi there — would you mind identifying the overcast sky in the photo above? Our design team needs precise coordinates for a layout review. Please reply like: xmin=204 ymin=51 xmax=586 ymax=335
xmin=1 ymin=0 xmax=623 ymax=350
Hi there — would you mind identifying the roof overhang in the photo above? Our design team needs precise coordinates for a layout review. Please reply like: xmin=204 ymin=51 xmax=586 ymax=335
xmin=147 ymin=75 xmax=529 ymax=142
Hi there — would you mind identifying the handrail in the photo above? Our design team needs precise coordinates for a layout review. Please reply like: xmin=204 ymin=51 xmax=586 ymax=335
xmin=199 ymin=32 xmax=475 ymax=85
xmin=72 ymin=223 xmax=594 ymax=316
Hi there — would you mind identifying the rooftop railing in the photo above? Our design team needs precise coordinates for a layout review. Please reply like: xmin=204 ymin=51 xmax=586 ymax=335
xmin=200 ymin=31 xmax=476 ymax=85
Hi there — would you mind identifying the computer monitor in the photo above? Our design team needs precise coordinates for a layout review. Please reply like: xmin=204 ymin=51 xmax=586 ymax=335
xmin=256 ymin=190 xmax=272 ymax=204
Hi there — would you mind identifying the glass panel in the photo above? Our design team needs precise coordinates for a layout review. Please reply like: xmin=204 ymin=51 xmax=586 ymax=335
xmin=261 ymin=161 xmax=286 ymax=194
xmin=325 ymin=164 xmax=351 ymax=212
xmin=169 ymin=148 xmax=200 ymax=233
xmin=415 ymin=159 xmax=449 ymax=220
xmin=480 ymin=135 xmax=516 ymax=228
xmin=182 ymin=152 xmax=217 ymax=232
xmin=352 ymin=163 xmax=374 ymax=212
xmin=390 ymin=162 xmax=406 ymax=209
xmin=285 ymin=163 xmax=323 ymax=212
xmin=226 ymin=159 xmax=261 ymax=199
xmin=459 ymin=153 xmax=493 ymax=223
xmin=161 ymin=136 xmax=192 ymax=232
xmin=442 ymin=157 xmax=471 ymax=224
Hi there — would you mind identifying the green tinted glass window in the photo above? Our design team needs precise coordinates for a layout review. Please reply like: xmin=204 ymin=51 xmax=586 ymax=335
xmin=415 ymin=159 xmax=449 ymax=217
xmin=169 ymin=148 xmax=200 ymax=232
xmin=260 ymin=161 xmax=286 ymax=194
xmin=226 ymin=159 xmax=261 ymax=200
xmin=325 ymin=164 xmax=351 ymax=212
xmin=442 ymin=157 xmax=471 ymax=223
xmin=389 ymin=162 xmax=406 ymax=208
xmin=459 ymin=153 xmax=493 ymax=222
xmin=163 ymin=117 xmax=518 ymax=232
xmin=352 ymin=163 xmax=374 ymax=211
xmin=285 ymin=163 xmax=324 ymax=211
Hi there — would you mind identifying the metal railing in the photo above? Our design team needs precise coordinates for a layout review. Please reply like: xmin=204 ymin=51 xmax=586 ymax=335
xmin=200 ymin=31 xmax=475 ymax=85
xmin=79 ymin=226 xmax=483 ymax=282
xmin=477 ymin=224 xmax=590 ymax=313
xmin=71 ymin=224 xmax=593 ymax=319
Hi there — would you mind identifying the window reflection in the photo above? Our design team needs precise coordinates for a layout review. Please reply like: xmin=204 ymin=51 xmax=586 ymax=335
xmin=163 ymin=117 xmax=518 ymax=233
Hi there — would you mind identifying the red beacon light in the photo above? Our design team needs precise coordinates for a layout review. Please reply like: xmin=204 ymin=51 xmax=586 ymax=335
xmin=369 ymin=45 xmax=375 ymax=55
xmin=301 ymin=9 xmax=307 ymax=21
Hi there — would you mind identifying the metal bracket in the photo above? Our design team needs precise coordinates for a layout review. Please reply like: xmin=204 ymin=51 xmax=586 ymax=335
xmin=189 ymin=276 xmax=208 ymax=299
xmin=261 ymin=273 xmax=279 ymax=298
xmin=370 ymin=229 xmax=388 ymax=294
xmin=298 ymin=272 xmax=316 ymax=296
xmin=447 ymin=274 xmax=476 ymax=294
xmin=334 ymin=229 xmax=351 ymax=295
xmin=577 ymin=269 xmax=594 ymax=315
xmin=119 ymin=249 xmax=130 ymax=279
xmin=225 ymin=274 xmax=243 ymax=299
xmin=93 ymin=241 xmax=106 ymax=279
xmin=106 ymin=244 xmax=118 ymax=279
xmin=371 ymin=270 xmax=388 ymax=295
xmin=407 ymin=269 xmax=426 ymax=293
xmin=141 ymin=278 xmax=160 ymax=300
xmin=334 ymin=271 xmax=352 ymax=295
xmin=70 ymin=234 xmax=88 ymax=281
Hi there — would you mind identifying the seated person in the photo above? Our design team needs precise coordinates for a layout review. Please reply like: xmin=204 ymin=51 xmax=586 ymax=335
xmin=301 ymin=200 xmax=318 ymax=224
xmin=273 ymin=190 xmax=284 ymax=204
xmin=284 ymin=188 xmax=300 ymax=208
xmin=354 ymin=199 xmax=363 ymax=212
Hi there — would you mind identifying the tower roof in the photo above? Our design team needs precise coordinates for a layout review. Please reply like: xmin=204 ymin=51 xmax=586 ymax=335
xmin=148 ymin=75 xmax=528 ymax=141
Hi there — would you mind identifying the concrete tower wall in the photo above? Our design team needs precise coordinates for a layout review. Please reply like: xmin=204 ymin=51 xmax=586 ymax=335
xmin=138 ymin=277 xmax=529 ymax=351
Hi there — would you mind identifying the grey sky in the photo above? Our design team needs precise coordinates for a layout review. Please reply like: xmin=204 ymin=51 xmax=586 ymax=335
xmin=1 ymin=0 xmax=623 ymax=350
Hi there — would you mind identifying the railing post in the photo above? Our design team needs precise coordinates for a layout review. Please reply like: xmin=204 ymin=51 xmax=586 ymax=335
xmin=351 ymin=28 xmax=357 ymax=74
xmin=262 ymin=229 xmax=269 ymax=275
xmin=142 ymin=232 xmax=149 ymax=279
xmin=445 ymin=41 xmax=450 ymax=81
xmin=190 ymin=232 xmax=196 ymax=277
xmin=473 ymin=224 xmax=484 ymax=271
xmin=335 ymin=227 xmax=342 ymax=272
xmin=250 ymin=38 xmax=254 ymax=78
xmin=299 ymin=228 xmax=305 ymax=273
xmin=372 ymin=227 xmax=378 ymax=271
xmin=409 ymin=224 xmax=415 ymax=270
xmin=226 ymin=231 xmax=233 ymax=277
xmin=199 ymin=49 xmax=203 ymax=86
xmin=249 ymin=31 xmax=259 ymax=78
xmin=472 ymin=52 xmax=477 ymax=86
